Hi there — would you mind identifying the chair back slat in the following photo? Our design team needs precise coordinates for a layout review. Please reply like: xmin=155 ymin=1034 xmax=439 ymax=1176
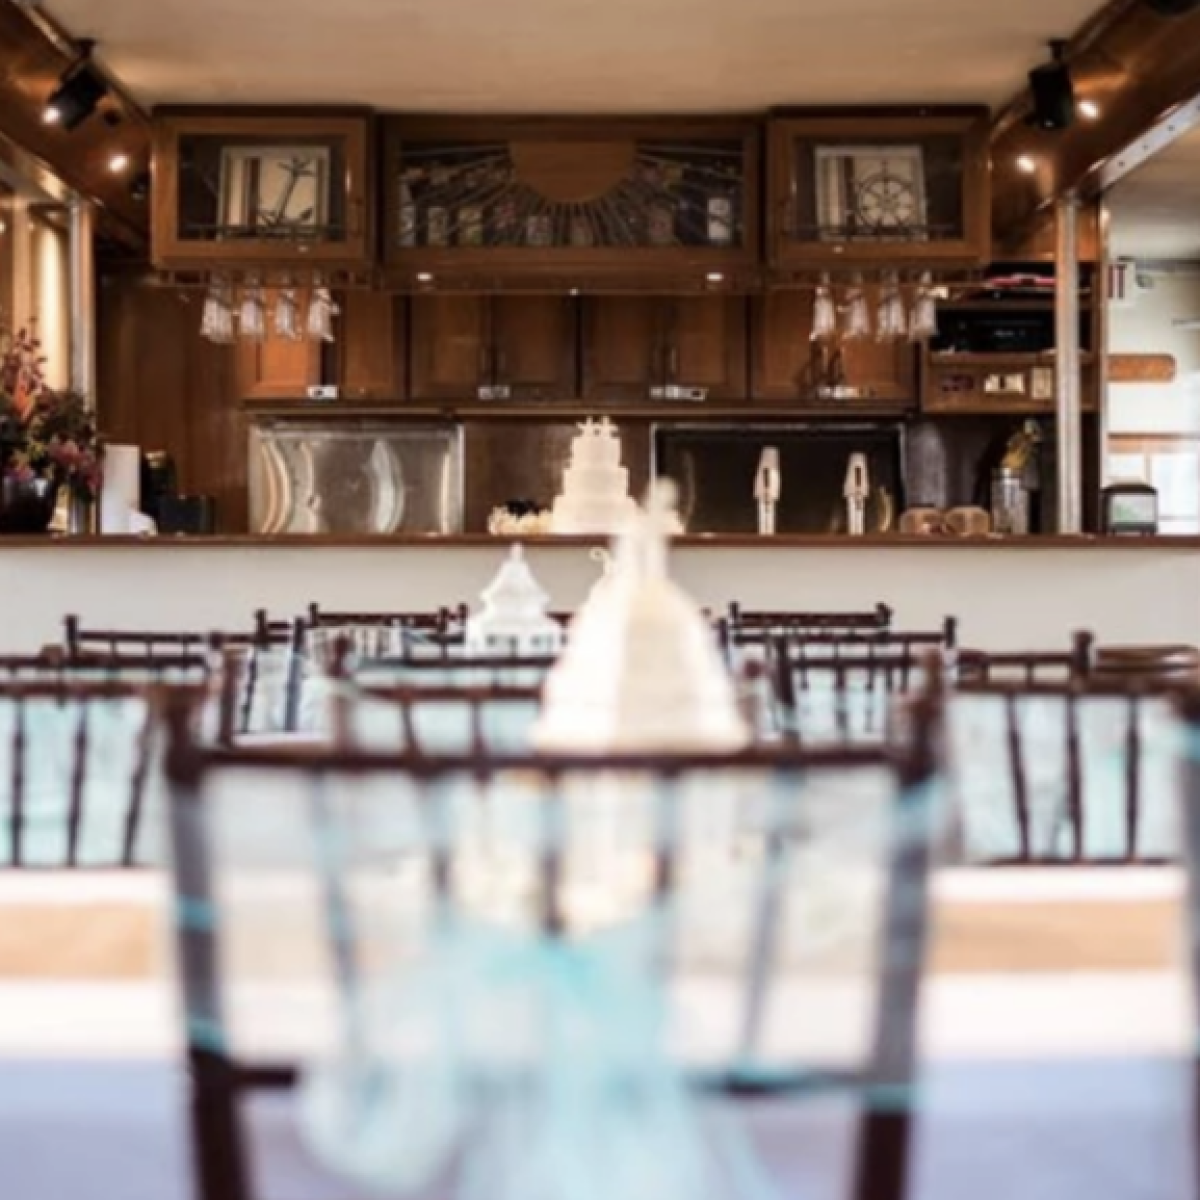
xmin=1004 ymin=694 xmax=1032 ymax=861
xmin=65 ymin=703 xmax=90 ymax=868
xmin=10 ymin=698 xmax=26 ymax=867
xmin=1065 ymin=695 xmax=1084 ymax=861
xmin=1124 ymin=695 xmax=1141 ymax=863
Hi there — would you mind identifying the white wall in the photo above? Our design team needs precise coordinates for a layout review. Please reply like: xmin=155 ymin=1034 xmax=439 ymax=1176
xmin=1108 ymin=270 xmax=1200 ymax=434
xmin=3 ymin=541 xmax=1200 ymax=655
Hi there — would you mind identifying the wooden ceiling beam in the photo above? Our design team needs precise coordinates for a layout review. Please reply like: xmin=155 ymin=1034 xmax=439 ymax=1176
xmin=991 ymin=0 xmax=1200 ymax=248
xmin=0 ymin=0 xmax=150 ymax=248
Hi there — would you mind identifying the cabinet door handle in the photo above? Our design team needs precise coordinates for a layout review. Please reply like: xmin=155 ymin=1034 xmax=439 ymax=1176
xmin=656 ymin=342 xmax=672 ymax=383
xmin=478 ymin=344 xmax=493 ymax=383
xmin=493 ymin=346 xmax=507 ymax=382
xmin=667 ymin=345 xmax=679 ymax=382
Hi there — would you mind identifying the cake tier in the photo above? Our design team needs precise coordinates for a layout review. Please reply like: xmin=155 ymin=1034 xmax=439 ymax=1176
xmin=570 ymin=435 xmax=622 ymax=470
xmin=561 ymin=463 xmax=629 ymax=499
xmin=550 ymin=494 xmax=637 ymax=535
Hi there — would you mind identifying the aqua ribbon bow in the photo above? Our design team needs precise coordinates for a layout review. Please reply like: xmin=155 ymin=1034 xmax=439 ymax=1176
xmin=300 ymin=915 xmax=781 ymax=1200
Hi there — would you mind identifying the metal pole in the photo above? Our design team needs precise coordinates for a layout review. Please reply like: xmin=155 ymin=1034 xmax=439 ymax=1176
xmin=1095 ymin=196 xmax=1112 ymax=488
xmin=1055 ymin=192 xmax=1083 ymax=534
xmin=67 ymin=194 xmax=95 ymax=400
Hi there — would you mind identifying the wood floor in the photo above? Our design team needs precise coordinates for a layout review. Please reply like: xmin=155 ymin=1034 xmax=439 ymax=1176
xmin=0 ymin=871 xmax=1181 ymax=979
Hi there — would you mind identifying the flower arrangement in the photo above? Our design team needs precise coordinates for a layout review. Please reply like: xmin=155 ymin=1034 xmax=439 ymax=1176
xmin=0 ymin=324 xmax=102 ymax=501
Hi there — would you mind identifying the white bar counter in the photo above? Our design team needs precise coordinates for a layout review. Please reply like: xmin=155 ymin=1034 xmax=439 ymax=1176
xmin=1 ymin=533 xmax=1197 ymax=654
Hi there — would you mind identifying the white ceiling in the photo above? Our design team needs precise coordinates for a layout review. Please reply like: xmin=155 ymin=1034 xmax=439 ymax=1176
xmin=42 ymin=0 xmax=1104 ymax=113
xmin=1109 ymin=126 xmax=1200 ymax=262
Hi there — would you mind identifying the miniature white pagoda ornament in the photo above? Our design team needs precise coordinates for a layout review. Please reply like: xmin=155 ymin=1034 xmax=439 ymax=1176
xmin=533 ymin=479 xmax=749 ymax=753
xmin=465 ymin=544 xmax=564 ymax=657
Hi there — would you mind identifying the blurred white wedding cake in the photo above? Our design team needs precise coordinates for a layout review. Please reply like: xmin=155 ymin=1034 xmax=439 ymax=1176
xmin=534 ymin=480 xmax=748 ymax=753
xmin=465 ymin=544 xmax=563 ymax=656
xmin=549 ymin=418 xmax=637 ymax=535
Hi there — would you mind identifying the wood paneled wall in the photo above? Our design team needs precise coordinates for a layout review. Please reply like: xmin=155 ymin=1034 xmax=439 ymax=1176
xmin=97 ymin=271 xmax=248 ymax=531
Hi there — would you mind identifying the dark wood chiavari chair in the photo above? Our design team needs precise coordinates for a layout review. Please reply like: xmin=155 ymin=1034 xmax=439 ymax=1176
xmin=61 ymin=610 xmax=305 ymax=737
xmin=307 ymin=601 xmax=469 ymax=631
xmin=1172 ymin=689 xmax=1200 ymax=1200
xmin=0 ymin=650 xmax=214 ymax=685
xmin=947 ymin=669 xmax=1186 ymax=865
xmin=763 ymin=635 xmax=952 ymax=747
xmin=326 ymin=678 xmax=545 ymax=753
xmin=161 ymin=685 xmax=942 ymax=1200
xmin=715 ymin=602 xmax=895 ymax=654
xmin=954 ymin=631 xmax=1096 ymax=685
xmin=0 ymin=678 xmax=208 ymax=868
xmin=326 ymin=630 xmax=558 ymax=688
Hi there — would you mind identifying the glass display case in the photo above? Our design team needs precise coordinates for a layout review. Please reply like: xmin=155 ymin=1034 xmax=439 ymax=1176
xmin=248 ymin=418 xmax=462 ymax=534
xmin=767 ymin=110 xmax=990 ymax=268
xmin=151 ymin=111 xmax=372 ymax=269
xmin=383 ymin=118 xmax=760 ymax=283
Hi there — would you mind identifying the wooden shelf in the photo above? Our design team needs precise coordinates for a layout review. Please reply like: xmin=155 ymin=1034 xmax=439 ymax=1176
xmin=938 ymin=298 xmax=1093 ymax=312
xmin=243 ymin=401 xmax=916 ymax=422
xmin=928 ymin=351 xmax=1096 ymax=366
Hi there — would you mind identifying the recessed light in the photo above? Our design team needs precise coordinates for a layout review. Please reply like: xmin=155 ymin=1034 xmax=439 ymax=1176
xmin=1079 ymin=99 xmax=1100 ymax=120
xmin=1017 ymin=154 xmax=1038 ymax=174
xmin=416 ymin=272 xmax=434 ymax=283
xmin=108 ymin=152 xmax=130 ymax=173
xmin=569 ymin=287 xmax=580 ymax=296
xmin=42 ymin=106 xmax=61 ymax=125
xmin=706 ymin=272 xmax=725 ymax=283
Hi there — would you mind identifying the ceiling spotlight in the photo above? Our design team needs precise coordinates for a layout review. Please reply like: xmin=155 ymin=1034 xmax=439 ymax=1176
xmin=43 ymin=41 xmax=109 ymax=132
xmin=416 ymin=272 xmax=434 ymax=283
xmin=705 ymin=272 xmax=725 ymax=283
xmin=108 ymin=152 xmax=130 ymax=174
xmin=1017 ymin=154 xmax=1038 ymax=174
xmin=1028 ymin=39 xmax=1076 ymax=131
xmin=1078 ymin=99 xmax=1101 ymax=120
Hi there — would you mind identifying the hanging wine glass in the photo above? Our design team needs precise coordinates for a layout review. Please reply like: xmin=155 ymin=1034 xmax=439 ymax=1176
xmin=238 ymin=277 xmax=267 ymax=343
xmin=811 ymin=273 xmax=837 ymax=342
xmin=200 ymin=276 xmax=235 ymax=344
xmin=877 ymin=271 xmax=907 ymax=341
xmin=306 ymin=275 xmax=339 ymax=343
xmin=274 ymin=281 xmax=303 ymax=342
xmin=909 ymin=271 xmax=939 ymax=342
xmin=843 ymin=274 xmax=871 ymax=341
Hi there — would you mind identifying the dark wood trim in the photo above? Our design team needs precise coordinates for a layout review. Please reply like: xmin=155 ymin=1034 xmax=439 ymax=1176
xmin=0 ymin=0 xmax=151 ymax=247
xmin=150 ymin=111 xmax=374 ymax=269
xmin=990 ymin=0 xmax=1200 ymax=241
xmin=766 ymin=109 xmax=991 ymax=269
xmin=4 ymin=533 xmax=1198 ymax=550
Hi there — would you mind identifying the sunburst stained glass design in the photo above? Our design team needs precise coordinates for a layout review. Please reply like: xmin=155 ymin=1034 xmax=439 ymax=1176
xmin=394 ymin=140 xmax=746 ymax=251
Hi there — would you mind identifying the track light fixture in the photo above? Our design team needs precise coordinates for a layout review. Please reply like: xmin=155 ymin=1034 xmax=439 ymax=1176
xmin=1027 ymin=39 xmax=1075 ymax=132
xmin=1144 ymin=0 xmax=1200 ymax=14
xmin=43 ymin=39 xmax=109 ymax=131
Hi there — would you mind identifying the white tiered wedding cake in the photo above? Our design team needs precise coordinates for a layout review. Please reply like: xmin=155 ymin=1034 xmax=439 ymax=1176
xmin=534 ymin=480 xmax=748 ymax=754
xmin=549 ymin=418 xmax=637 ymax=535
